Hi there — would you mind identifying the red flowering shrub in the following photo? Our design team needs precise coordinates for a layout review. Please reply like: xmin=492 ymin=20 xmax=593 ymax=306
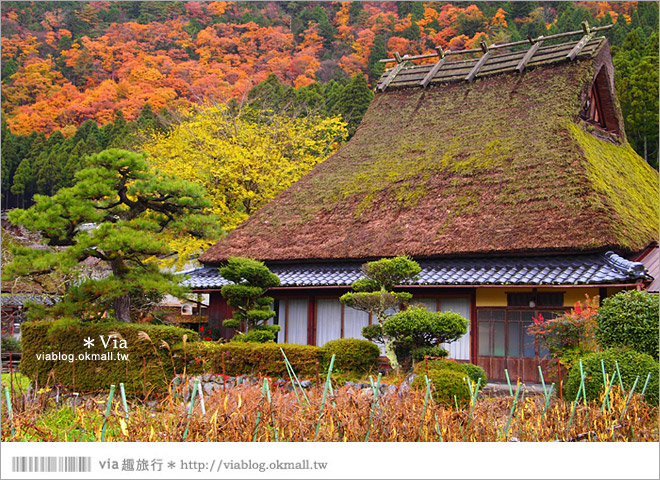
xmin=527 ymin=295 xmax=599 ymax=369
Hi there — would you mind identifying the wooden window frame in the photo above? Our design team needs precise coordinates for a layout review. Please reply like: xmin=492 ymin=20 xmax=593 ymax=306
xmin=273 ymin=296 xmax=310 ymax=345
xmin=477 ymin=307 xmax=567 ymax=359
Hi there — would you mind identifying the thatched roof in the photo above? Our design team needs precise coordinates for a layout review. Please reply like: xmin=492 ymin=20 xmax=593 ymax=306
xmin=200 ymin=37 xmax=659 ymax=264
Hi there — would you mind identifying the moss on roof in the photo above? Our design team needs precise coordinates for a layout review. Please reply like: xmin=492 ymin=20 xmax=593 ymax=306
xmin=200 ymin=44 xmax=658 ymax=264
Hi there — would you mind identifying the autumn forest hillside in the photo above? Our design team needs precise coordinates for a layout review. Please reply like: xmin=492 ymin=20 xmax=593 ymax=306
xmin=2 ymin=1 xmax=658 ymax=217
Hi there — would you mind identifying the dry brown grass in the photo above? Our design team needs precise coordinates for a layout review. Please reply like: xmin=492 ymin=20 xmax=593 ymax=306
xmin=2 ymin=379 xmax=657 ymax=442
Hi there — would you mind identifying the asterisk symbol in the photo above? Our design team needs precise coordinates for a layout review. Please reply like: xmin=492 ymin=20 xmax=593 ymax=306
xmin=167 ymin=462 xmax=176 ymax=469
xmin=83 ymin=337 xmax=95 ymax=348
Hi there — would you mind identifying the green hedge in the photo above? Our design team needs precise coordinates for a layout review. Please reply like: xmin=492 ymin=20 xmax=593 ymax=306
xmin=596 ymin=290 xmax=659 ymax=359
xmin=414 ymin=359 xmax=487 ymax=387
xmin=412 ymin=359 xmax=487 ymax=408
xmin=20 ymin=319 xmax=197 ymax=395
xmin=412 ymin=369 xmax=471 ymax=408
xmin=179 ymin=342 xmax=323 ymax=378
xmin=321 ymin=338 xmax=380 ymax=374
xmin=21 ymin=319 xmax=382 ymax=392
xmin=564 ymin=348 xmax=659 ymax=405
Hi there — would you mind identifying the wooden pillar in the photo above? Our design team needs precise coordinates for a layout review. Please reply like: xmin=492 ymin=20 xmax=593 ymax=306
xmin=308 ymin=295 xmax=316 ymax=346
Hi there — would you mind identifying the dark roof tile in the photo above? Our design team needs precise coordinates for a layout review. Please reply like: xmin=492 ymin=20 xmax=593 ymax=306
xmin=182 ymin=252 xmax=649 ymax=290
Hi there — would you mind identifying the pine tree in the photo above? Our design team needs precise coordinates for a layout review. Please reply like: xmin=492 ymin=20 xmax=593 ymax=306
xmin=311 ymin=5 xmax=335 ymax=50
xmin=615 ymin=30 xmax=659 ymax=169
xmin=340 ymin=256 xmax=421 ymax=371
xmin=1 ymin=120 xmax=21 ymax=208
xmin=366 ymin=35 xmax=387 ymax=86
xmin=334 ymin=74 xmax=374 ymax=137
xmin=4 ymin=149 xmax=219 ymax=322
xmin=10 ymin=158 xmax=32 ymax=209
xmin=137 ymin=102 xmax=157 ymax=131
xmin=220 ymin=257 xmax=281 ymax=343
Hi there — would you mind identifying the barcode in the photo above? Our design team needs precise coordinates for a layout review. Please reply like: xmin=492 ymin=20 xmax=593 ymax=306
xmin=12 ymin=456 xmax=92 ymax=473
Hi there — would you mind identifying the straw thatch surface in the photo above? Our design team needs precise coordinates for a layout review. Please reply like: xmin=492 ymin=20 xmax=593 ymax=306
xmin=200 ymin=42 xmax=658 ymax=264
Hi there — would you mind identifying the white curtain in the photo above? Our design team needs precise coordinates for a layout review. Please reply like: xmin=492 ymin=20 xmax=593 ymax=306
xmin=285 ymin=299 xmax=309 ymax=345
xmin=412 ymin=297 xmax=437 ymax=312
xmin=440 ymin=298 xmax=471 ymax=360
xmin=276 ymin=302 xmax=286 ymax=344
xmin=343 ymin=306 xmax=370 ymax=340
xmin=316 ymin=299 xmax=342 ymax=346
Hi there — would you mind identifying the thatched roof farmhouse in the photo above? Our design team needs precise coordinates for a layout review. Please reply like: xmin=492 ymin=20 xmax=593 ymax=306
xmin=185 ymin=27 xmax=659 ymax=382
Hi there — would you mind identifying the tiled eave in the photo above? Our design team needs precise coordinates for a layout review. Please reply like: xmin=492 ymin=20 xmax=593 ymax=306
xmin=0 ymin=293 xmax=59 ymax=307
xmin=181 ymin=252 xmax=650 ymax=290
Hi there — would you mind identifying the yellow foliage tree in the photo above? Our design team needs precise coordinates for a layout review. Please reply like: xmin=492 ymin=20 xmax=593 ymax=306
xmin=142 ymin=103 xmax=348 ymax=260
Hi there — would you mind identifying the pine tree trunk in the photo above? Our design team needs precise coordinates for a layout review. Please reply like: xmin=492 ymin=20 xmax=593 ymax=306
xmin=110 ymin=258 xmax=132 ymax=322
xmin=113 ymin=295 xmax=132 ymax=323
xmin=384 ymin=340 xmax=400 ymax=372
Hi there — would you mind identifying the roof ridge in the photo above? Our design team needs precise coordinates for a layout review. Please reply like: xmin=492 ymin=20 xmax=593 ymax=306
xmin=377 ymin=21 xmax=612 ymax=90
xmin=603 ymin=251 xmax=648 ymax=279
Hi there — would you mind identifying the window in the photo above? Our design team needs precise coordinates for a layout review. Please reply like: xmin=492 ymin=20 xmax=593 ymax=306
xmin=343 ymin=305 xmax=370 ymax=340
xmin=316 ymin=299 xmax=342 ymax=346
xmin=478 ymin=309 xmax=556 ymax=358
xmin=583 ymin=83 xmax=604 ymax=127
xmin=274 ymin=298 xmax=309 ymax=344
xmin=411 ymin=296 xmax=471 ymax=361
xmin=578 ymin=67 xmax=621 ymax=136
xmin=507 ymin=291 xmax=563 ymax=308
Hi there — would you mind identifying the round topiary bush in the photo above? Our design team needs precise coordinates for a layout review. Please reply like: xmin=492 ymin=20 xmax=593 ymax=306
xmin=321 ymin=338 xmax=380 ymax=374
xmin=414 ymin=359 xmax=486 ymax=387
xmin=463 ymin=363 xmax=488 ymax=387
xmin=414 ymin=358 xmax=465 ymax=375
xmin=412 ymin=346 xmax=448 ymax=362
xmin=596 ymin=290 xmax=659 ymax=359
xmin=412 ymin=369 xmax=471 ymax=408
xmin=564 ymin=348 xmax=659 ymax=405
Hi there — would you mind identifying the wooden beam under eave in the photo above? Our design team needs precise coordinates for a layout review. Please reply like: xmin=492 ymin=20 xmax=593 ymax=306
xmin=566 ymin=33 xmax=594 ymax=61
xmin=515 ymin=39 xmax=544 ymax=73
xmin=419 ymin=57 xmax=447 ymax=87
xmin=465 ymin=51 xmax=491 ymax=83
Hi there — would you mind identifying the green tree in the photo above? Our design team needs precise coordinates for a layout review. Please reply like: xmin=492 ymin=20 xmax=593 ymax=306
xmin=366 ymin=35 xmax=387 ymax=85
xmin=596 ymin=290 xmax=659 ymax=359
xmin=333 ymin=73 xmax=374 ymax=136
xmin=340 ymin=256 xmax=421 ymax=370
xmin=137 ymin=102 xmax=158 ymax=131
xmin=10 ymin=158 xmax=33 ymax=209
xmin=1 ymin=119 xmax=21 ymax=207
xmin=382 ymin=305 xmax=468 ymax=369
xmin=4 ymin=149 xmax=219 ymax=323
xmin=311 ymin=5 xmax=335 ymax=50
xmin=220 ymin=257 xmax=281 ymax=343
xmin=614 ymin=30 xmax=659 ymax=168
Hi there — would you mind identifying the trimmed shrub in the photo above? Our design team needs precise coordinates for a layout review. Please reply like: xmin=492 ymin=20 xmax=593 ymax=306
xmin=412 ymin=369 xmax=471 ymax=407
xmin=179 ymin=342 xmax=322 ymax=378
xmin=596 ymin=290 xmax=659 ymax=359
xmin=414 ymin=358 xmax=466 ymax=376
xmin=463 ymin=363 xmax=488 ymax=387
xmin=564 ymin=348 xmax=659 ymax=405
xmin=383 ymin=306 xmax=467 ymax=368
xmin=20 ymin=319 xmax=197 ymax=395
xmin=412 ymin=346 xmax=448 ymax=362
xmin=321 ymin=338 xmax=380 ymax=374
xmin=414 ymin=359 xmax=487 ymax=390
xmin=1 ymin=335 xmax=21 ymax=352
